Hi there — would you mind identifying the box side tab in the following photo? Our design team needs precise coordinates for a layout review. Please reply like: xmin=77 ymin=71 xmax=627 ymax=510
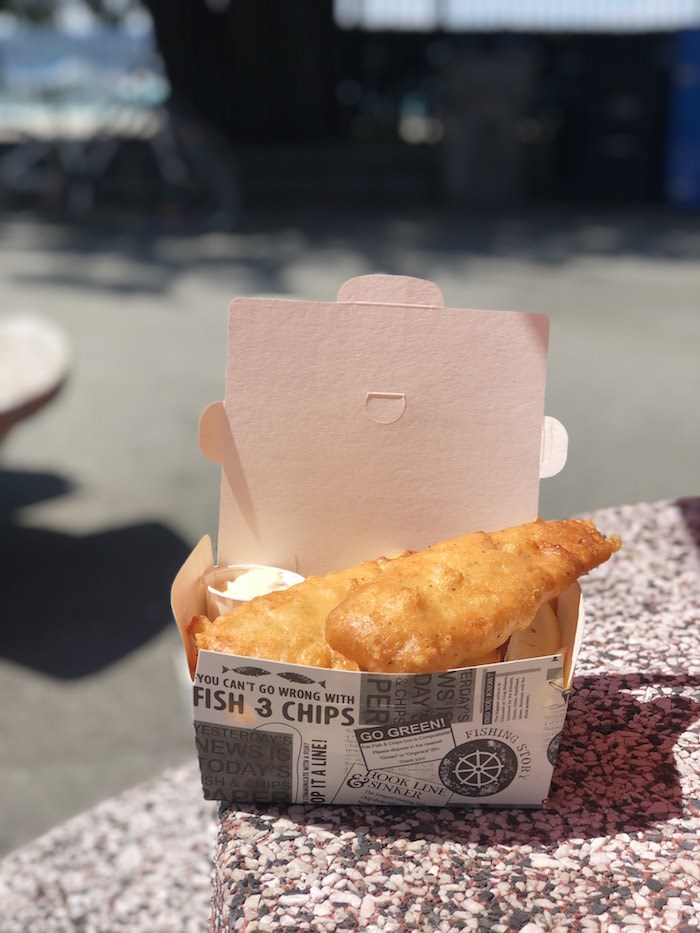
xmin=557 ymin=583 xmax=583 ymax=689
xmin=199 ymin=401 xmax=227 ymax=464
xmin=338 ymin=274 xmax=445 ymax=307
xmin=171 ymin=535 xmax=214 ymax=678
xmin=540 ymin=416 xmax=568 ymax=479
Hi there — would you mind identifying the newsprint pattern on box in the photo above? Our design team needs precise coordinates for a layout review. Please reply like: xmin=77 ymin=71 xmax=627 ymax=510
xmin=192 ymin=649 xmax=569 ymax=808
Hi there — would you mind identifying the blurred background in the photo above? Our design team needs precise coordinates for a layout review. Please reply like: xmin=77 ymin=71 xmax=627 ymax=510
xmin=1 ymin=0 xmax=699 ymax=856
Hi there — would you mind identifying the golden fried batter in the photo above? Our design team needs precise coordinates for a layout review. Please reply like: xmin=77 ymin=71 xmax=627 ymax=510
xmin=189 ymin=520 xmax=620 ymax=673
xmin=189 ymin=558 xmax=394 ymax=669
xmin=324 ymin=519 xmax=621 ymax=673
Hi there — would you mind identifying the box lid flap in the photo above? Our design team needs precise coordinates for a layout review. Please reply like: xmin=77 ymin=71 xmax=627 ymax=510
xmin=200 ymin=274 xmax=566 ymax=573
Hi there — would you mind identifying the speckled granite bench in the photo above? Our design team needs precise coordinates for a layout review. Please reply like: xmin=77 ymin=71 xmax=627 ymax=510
xmin=210 ymin=500 xmax=700 ymax=932
xmin=1 ymin=500 xmax=697 ymax=933
xmin=0 ymin=764 xmax=218 ymax=933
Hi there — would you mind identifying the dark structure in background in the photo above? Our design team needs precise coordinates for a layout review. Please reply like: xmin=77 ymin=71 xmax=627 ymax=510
xmin=665 ymin=28 xmax=700 ymax=208
xmin=144 ymin=2 xmax=338 ymax=145
xmin=142 ymin=0 xmax=675 ymax=207
xmin=1 ymin=1 xmax=696 ymax=215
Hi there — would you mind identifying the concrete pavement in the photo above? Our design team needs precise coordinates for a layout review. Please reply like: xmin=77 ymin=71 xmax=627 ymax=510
xmin=1 ymin=203 xmax=699 ymax=855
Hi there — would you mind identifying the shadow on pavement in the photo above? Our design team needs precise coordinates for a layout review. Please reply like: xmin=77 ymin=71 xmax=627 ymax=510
xmin=0 ymin=468 xmax=190 ymax=679
xmin=4 ymin=206 xmax=700 ymax=305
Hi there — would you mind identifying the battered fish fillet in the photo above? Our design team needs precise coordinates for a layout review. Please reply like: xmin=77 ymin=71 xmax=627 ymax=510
xmin=189 ymin=557 xmax=397 ymax=669
xmin=325 ymin=518 xmax=621 ymax=674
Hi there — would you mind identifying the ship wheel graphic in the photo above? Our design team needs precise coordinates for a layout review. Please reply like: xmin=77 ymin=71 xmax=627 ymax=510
xmin=439 ymin=740 xmax=518 ymax=797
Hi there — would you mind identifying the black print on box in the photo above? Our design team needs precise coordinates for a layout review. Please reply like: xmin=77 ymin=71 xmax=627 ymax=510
xmin=547 ymin=731 xmax=562 ymax=766
xmin=439 ymin=739 xmax=518 ymax=797
xmin=195 ymin=721 xmax=293 ymax=803
xmin=359 ymin=670 xmax=476 ymax=726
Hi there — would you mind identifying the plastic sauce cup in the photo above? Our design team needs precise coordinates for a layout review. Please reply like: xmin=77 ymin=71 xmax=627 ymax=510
xmin=203 ymin=564 xmax=305 ymax=618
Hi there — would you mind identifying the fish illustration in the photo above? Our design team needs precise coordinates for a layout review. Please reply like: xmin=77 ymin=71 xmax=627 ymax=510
xmin=277 ymin=672 xmax=326 ymax=687
xmin=222 ymin=665 xmax=271 ymax=677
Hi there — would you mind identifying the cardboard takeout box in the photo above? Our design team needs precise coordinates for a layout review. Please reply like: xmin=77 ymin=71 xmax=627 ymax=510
xmin=171 ymin=274 xmax=581 ymax=808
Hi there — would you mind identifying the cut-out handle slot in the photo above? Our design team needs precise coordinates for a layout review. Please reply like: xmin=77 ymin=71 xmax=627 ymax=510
xmin=365 ymin=392 xmax=407 ymax=424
